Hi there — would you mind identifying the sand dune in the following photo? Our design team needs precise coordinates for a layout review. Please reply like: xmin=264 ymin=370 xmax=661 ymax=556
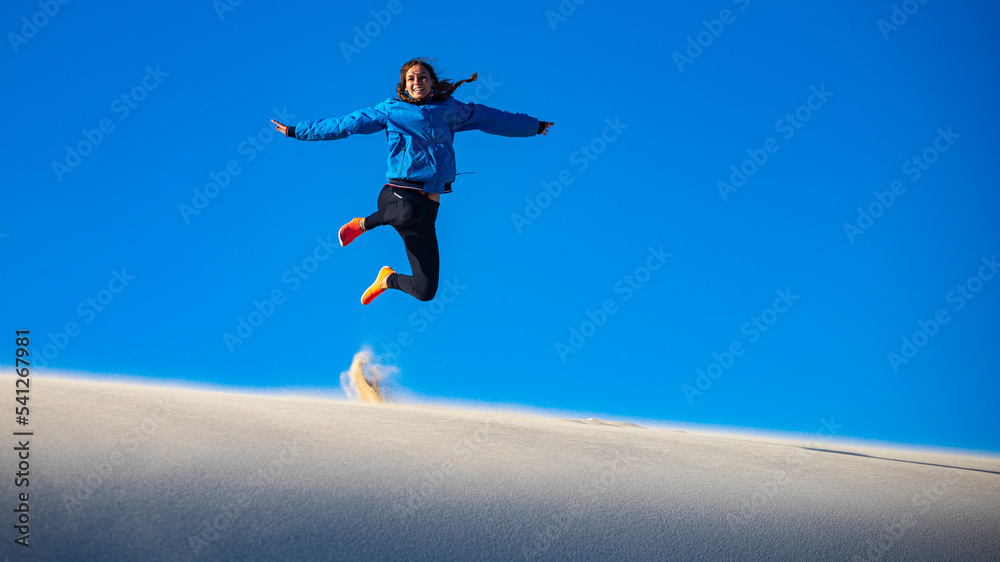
xmin=2 ymin=374 xmax=998 ymax=561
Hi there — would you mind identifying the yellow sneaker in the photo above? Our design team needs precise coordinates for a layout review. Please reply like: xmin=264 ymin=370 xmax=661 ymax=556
xmin=361 ymin=266 xmax=395 ymax=305
xmin=338 ymin=217 xmax=366 ymax=247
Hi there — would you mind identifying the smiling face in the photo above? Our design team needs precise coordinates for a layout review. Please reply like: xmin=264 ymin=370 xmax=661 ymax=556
xmin=404 ymin=65 xmax=434 ymax=100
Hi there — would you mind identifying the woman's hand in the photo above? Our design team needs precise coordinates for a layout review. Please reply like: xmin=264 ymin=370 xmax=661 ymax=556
xmin=271 ymin=119 xmax=289 ymax=136
xmin=540 ymin=122 xmax=554 ymax=136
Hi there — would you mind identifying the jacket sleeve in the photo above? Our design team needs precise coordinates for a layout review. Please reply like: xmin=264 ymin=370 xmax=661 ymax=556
xmin=292 ymin=103 xmax=389 ymax=141
xmin=451 ymin=99 xmax=540 ymax=137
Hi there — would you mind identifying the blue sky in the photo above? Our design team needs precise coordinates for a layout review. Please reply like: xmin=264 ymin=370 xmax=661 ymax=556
xmin=4 ymin=1 xmax=999 ymax=452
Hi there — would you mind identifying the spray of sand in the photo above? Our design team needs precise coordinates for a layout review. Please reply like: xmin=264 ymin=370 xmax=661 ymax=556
xmin=340 ymin=346 xmax=397 ymax=404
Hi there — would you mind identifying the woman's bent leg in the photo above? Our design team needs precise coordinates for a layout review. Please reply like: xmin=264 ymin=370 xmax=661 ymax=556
xmin=387 ymin=217 xmax=439 ymax=301
xmin=359 ymin=186 xmax=440 ymax=302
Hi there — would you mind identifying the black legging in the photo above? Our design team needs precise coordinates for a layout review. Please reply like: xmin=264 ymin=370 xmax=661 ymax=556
xmin=362 ymin=185 xmax=440 ymax=301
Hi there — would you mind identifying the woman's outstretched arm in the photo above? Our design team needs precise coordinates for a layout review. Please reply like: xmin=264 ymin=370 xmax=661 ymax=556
xmin=271 ymin=104 xmax=389 ymax=140
xmin=451 ymin=100 xmax=550 ymax=138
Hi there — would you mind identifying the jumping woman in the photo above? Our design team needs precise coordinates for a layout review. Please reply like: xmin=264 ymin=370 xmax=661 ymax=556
xmin=272 ymin=58 xmax=553 ymax=305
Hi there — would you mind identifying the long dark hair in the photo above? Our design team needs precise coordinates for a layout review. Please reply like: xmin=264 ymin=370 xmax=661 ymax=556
xmin=396 ymin=58 xmax=477 ymax=105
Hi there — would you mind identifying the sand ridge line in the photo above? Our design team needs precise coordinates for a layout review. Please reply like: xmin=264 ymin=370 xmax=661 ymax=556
xmin=561 ymin=418 xmax=647 ymax=429
xmin=799 ymin=446 xmax=1000 ymax=476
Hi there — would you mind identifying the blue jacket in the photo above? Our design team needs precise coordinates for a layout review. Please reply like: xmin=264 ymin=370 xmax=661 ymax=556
xmin=292 ymin=97 xmax=541 ymax=194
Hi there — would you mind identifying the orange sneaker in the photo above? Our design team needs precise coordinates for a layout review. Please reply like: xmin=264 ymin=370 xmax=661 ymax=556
xmin=339 ymin=217 xmax=366 ymax=247
xmin=361 ymin=266 xmax=395 ymax=305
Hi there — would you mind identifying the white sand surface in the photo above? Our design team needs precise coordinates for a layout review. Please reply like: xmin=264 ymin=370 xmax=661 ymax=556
xmin=2 ymin=374 xmax=998 ymax=561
